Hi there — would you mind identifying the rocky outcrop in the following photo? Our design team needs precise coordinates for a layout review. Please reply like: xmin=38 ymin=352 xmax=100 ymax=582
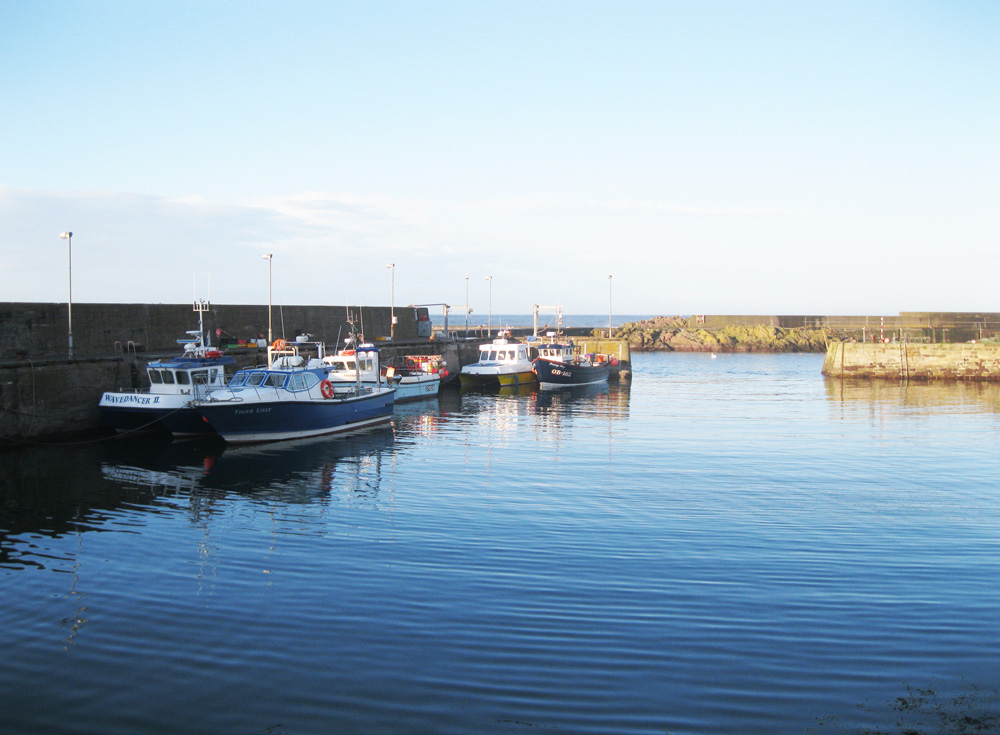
xmin=613 ymin=316 xmax=835 ymax=352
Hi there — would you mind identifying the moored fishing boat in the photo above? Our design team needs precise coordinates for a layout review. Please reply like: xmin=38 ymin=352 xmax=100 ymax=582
xmin=194 ymin=337 xmax=394 ymax=444
xmin=322 ymin=342 xmax=442 ymax=402
xmin=533 ymin=340 xmax=613 ymax=387
xmin=382 ymin=354 xmax=444 ymax=401
xmin=459 ymin=331 xmax=538 ymax=387
xmin=99 ymin=309 xmax=235 ymax=436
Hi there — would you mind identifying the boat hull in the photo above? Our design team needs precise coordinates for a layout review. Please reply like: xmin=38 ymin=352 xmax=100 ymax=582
xmin=197 ymin=389 xmax=395 ymax=444
xmin=325 ymin=375 xmax=441 ymax=403
xmin=99 ymin=393 xmax=215 ymax=435
xmin=459 ymin=366 xmax=537 ymax=387
xmin=393 ymin=374 xmax=441 ymax=402
xmin=496 ymin=370 xmax=538 ymax=387
xmin=534 ymin=359 xmax=610 ymax=387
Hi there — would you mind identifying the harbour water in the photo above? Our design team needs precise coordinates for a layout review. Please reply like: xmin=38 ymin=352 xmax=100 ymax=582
xmin=3 ymin=352 xmax=1000 ymax=734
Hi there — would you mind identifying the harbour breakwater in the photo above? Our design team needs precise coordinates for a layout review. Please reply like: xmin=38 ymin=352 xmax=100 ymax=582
xmin=822 ymin=342 xmax=1000 ymax=381
xmin=614 ymin=316 xmax=834 ymax=352
xmin=613 ymin=312 xmax=1000 ymax=352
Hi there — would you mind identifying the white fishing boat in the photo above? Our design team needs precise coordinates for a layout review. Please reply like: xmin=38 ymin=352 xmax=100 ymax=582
xmin=459 ymin=331 xmax=538 ymax=387
xmin=99 ymin=305 xmax=235 ymax=436
xmin=322 ymin=341 xmax=441 ymax=402
xmin=382 ymin=354 xmax=445 ymax=402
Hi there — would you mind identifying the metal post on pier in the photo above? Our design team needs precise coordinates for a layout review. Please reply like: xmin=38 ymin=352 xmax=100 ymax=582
xmin=59 ymin=231 xmax=73 ymax=359
xmin=262 ymin=253 xmax=273 ymax=343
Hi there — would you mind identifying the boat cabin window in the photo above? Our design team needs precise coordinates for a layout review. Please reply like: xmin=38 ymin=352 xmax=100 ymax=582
xmin=264 ymin=373 xmax=286 ymax=388
xmin=148 ymin=369 xmax=174 ymax=384
xmin=519 ymin=349 xmax=527 ymax=360
xmin=287 ymin=373 xmax=307 ymax=391
xmin=176 ymin=371 xmax=190 ymax=385
xmin=246 ymin=372 xmax=266 ymax=387
xmin=228 ymin=373 xmax=247 ymax=387
xmin=191 ymin=369 xmax=221 ymax=386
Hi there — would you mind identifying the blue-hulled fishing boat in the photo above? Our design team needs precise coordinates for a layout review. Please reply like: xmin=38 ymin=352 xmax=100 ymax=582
xmin=194 ymin=337 xmax=394 ymax=444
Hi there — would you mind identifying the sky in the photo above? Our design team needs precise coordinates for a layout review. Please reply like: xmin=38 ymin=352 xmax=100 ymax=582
xmin=2 ymin=1 xmax=998 ymax=317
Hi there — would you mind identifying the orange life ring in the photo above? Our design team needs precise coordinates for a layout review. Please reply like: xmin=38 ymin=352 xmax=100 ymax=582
xmin=272 ymin=339 xmax=287 ymax=351
xmin=320 ymin=379 xmax=335 ymax=399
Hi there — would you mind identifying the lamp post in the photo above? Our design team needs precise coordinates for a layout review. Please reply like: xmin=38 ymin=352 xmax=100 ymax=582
xmin=262 ymin=254 xmax=273 ymax=343
xmin=386 ymin=263 xmax=395 ymax=339
xmin=608 ymin=274 xmax=613 ymax=338
xmin=464 ymin=273 xmax=469 ymax=338
xmin=484 ymin=275 xmax=492 ymax=337
xmin=59 ymin=232 xmax=73 ymax=359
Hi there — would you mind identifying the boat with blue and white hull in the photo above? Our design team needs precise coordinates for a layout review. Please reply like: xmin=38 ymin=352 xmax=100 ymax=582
xmin=194 ymin=337 xmax=394 ymax=444
xmin=99 ymin=306 xmax=235 ymax=436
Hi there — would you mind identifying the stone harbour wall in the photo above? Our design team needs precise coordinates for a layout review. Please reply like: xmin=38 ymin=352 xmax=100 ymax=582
xmin=0 ymin=302 xmax=430 ymax=362
xmin=0 ymin=358 xmax=128 ymax=445
xmin=822 ymin=342 xmax=1000 ymax=381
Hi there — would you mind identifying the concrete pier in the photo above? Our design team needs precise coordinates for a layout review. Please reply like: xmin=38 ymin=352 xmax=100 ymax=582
xmin=822 ymin=342 xmax=1000 ymax=381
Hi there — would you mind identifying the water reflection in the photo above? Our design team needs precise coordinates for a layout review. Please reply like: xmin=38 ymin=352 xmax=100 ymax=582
xmin=824 ymin=377 xmax=1000 ymax=415
xmin=533 ymin=380 xmax=631 ymax=419
xmin=0 ymin=427 xmax=398 ymax=570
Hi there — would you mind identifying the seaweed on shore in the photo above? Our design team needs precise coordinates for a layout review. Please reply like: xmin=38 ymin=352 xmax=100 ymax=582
xmin=808 ymin=682 xmax=1000 ymax=735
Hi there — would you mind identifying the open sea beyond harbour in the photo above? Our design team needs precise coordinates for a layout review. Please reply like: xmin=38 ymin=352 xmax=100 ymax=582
xmin=4 ymin=352 xmax=1000 ymax=735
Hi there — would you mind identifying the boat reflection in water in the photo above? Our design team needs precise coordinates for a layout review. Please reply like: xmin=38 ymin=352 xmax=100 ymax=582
xmin=100 ymin=427 xmax=397 ymax=507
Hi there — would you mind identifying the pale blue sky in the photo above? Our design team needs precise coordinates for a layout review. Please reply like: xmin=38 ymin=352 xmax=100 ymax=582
xmin=2 ymin=1 xmax=997 ymax=316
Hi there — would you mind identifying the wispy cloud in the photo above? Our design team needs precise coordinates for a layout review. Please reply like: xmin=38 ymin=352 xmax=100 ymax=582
xmin=3 ymin=185 xmax=997 ymax=314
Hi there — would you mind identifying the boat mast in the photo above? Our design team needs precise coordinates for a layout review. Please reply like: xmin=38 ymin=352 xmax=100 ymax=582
xmin=193 ymin=298 xmax=211 ymax=350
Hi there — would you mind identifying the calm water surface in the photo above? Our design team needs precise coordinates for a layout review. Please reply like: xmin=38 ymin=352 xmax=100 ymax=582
xmin=3 ymin=352 xmax=1000 ymax=734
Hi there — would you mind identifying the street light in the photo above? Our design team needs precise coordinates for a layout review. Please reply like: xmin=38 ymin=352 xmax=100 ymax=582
xmin=262 ymin=254 xmax=273 ymax=343
xmin=484 ymin=275 xmax=492 ymax=337
xmin=386 ymin=263 xmax=395 ymax=339
xmin=464 ymin=273 xmax=469 ymax=338
xmin=59 ymin=232 xmax=73 ymax=359
xmin=608 ymin=275 xmax=613 ymax=338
